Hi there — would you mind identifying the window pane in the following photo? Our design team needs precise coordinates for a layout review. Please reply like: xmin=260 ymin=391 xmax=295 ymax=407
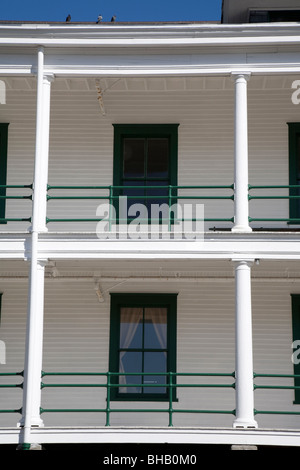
xmin=123 ymin=138 xmax=145 ymax=178
xmin=144 ymin=308 xmax=167 ymax=349
xmin=146 ymin=181 xmax=169 ymax=214
xmin=120 ymin=307 xmax=143 ymax=349
xmin=122 ymin=180 xmax=146 ymax=216
xmin=296 ymin=135 xmax=300 ymax=216
xmin=144 ymin=352 xmax=167 ymax=394
xmin=119 ymin=351 xmax=142 ymax=394
xmin=147 ymin=138 xmax=169 ymax=178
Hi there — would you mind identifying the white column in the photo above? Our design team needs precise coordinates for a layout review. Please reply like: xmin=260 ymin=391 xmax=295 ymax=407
xmin=233 ymin=260 xmax=257 ymax=428
xmin=232 ymin=73 xmax=252 ymax=233
xmin=20 ymin=47 xmax=53 ymax=449
xmin=21 ymin=259 xmax=47 ymax=427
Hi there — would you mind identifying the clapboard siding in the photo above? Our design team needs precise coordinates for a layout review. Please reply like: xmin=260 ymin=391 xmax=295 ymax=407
xmin=0 ymin=77 xmax=299 ymax=231
xmin=1 ymin=272 xmax=299 ymax=428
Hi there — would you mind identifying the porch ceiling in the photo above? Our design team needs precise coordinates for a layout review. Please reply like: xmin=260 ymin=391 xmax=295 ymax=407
xmin=1 ymin=258 xmax=300 ymax=280
xmin=2 ymin=74 xmax=299 ymax=93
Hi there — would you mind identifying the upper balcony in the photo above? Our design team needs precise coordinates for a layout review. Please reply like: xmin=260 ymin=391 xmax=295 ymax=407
xmin=0 ymin=44 xmax=300 ymax=260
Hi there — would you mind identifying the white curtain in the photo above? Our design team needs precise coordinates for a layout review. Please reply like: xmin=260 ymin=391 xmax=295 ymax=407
xmin=119 ymin=307 xmax=142 ymax=393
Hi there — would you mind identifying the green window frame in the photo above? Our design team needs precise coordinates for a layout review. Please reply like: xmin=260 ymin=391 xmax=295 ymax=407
xmin=109 ymin=293 xmax=177 ymax=401
xmin=0 ymin=124 xmax=8 ymax=224
xmin=288 ymin=123 xmax=300 ymax=222
xmin=113 ymin=124 xmax=178 ymax=223
xmin=292 ymin=294 xmax=300 ymax=404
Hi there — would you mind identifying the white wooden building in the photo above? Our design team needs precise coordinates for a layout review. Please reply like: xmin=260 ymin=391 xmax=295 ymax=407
xmin=1 ymin=0 xmax=300 ymax=450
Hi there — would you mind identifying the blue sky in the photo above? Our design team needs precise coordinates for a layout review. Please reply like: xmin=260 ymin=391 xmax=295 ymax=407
xmin=0 ymin=0 xmax=222 ymax=23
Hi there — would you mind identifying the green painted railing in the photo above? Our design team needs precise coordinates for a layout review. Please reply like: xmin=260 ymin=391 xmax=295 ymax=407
xmin=0 ymin=184 xmax=32 ymax=223
xmin=40 ymin=371 xmax=236 ymax=426
xmin=249 ymin=184 xmax=300 ymax=224
xmin=2 ymin=182 xmax=300 ymax=228
xmin=253 ymin=372 xmax=300 ymax=416
xmin=0 ymin=371 xmax=23 ymax=414
xmin=2 ymin=370 xmax=300 ymax=423
xmin=46 ymin=184 xmax=234 ymax=225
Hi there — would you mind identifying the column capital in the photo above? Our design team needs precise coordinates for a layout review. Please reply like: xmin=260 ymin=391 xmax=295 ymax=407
xmin=37 ymin=258 xmax=49 ymax=269
xmin=232 ymin=258 xmax=254 ymax=268
xmin=43 ymin=73 xmax=55 ymax=83
xmin=231 ymin=72 xmax=251 ymax=82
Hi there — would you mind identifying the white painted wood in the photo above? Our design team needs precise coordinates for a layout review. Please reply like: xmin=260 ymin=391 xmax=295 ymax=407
xmin=232 ymin=73 xmax=251 ymax=233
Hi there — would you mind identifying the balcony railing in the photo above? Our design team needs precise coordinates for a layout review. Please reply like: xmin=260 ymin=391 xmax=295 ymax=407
xmin=2 ymin=183 xmax=300 ymax=229
xmin=46 ymin=184 xmax=234 ymax=228
xmin=0 ymin=184 xmax=32 ymax=224
xmin=1 ymin=370 xmax=300 ymax=426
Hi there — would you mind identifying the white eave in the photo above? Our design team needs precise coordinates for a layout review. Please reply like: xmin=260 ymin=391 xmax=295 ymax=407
xmin=0 ymin=21 xmax=299 ymax=48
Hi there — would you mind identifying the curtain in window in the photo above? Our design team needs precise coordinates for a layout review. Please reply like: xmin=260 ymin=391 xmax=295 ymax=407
xmin=119 ymin=307 xmax=142 ymax=393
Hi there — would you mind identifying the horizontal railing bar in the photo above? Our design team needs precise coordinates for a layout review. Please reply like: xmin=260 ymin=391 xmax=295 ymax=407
xmin=0 ymin=195 xmax=32 ymax=200
xmin=0 ymin=218 xmax=31 ymax=222
xmin=249 ymin=218 xmax=300 ymax=222
xmin=254 ymin=385 xmax=300 ymax=390
xmin=46 ymin=217 xmax=234 ymax=223
xmin=249 ymin=185 xmax=300 ymax=189
xmin=0 ymin=184 xmax=32 ymax=189
xmin=254 ymin=409 xmax=300 ymax=416
xmin=40 ymin=408 xmax=235 ymax=415
xmin=41 ymin=371 xmax=107 ymax=376
xmin=0 ymin=383 xmax=23 ymax=388
xmin=47 ymin=195 xmax=233 ymax=200
xmin=47 ymin=185 xmax=234 ymax=190
xmin=0 ymin=371 xmax=23 ymax=376
xmin=249 ymin=196 xmax=300 ymax=200
xmin=0 ymin=408 xmax=22 ymax=414
xmin=42 ymin=371 xmax=234 ymax=376
xmin=254 ymin=373 xmax=300 ymax=378
xmin=41 ymin=382 xmax=234 ymax=389
xmin=40 ymin=408 xmax=107 ymax=414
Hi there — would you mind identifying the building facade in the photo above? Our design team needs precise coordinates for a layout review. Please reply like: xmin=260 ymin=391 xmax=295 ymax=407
xmin=1 ymin=0 xmax=300 ymax=450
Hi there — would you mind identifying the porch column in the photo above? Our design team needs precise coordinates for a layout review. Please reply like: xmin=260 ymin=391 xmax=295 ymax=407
xmin=232 ymin=73 xmax=252 ymax=233
xmin=20 ymin=47 xmax=53 ymax=449
xmin=233 ymin=259 xmax=257 ymax=428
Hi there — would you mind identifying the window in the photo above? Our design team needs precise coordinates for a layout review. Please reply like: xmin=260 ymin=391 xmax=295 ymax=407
xmin=113 ymin=124 xmax=178 ymax=223
xmin=292 ymin=295 xmax=300 ymax=404
xmin=249 ymin=10 xmax=300 ymax=23
xmin=109 ymin=293 xmax=177 ymax=400
xmin=0 ymin=124 xmax=8 ymax=223
xmin=288 ymin=123 xmax=300 ymax=222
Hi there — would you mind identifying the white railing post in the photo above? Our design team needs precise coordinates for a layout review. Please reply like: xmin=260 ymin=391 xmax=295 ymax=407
xmin=233 ymin=259 xmax=257 ymax=429
xmin=232 ymin=73 xmax=252 ymax=233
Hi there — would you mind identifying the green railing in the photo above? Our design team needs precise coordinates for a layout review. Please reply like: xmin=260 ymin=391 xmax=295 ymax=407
xmin=40 ymin=371 xmax=236 ymax=426
xmin=2 ymin=182 xmax=300 ymax=228
xmin=0 ymin=184 xmax=32 ymax=223
xmin=46 ymin=184 xmax=234 ymax=226
xmin=249 ymin=184 xmax=300 ymax=224
xmin=0 ymin=371 xmax=23 ymax=414
xmin=2 ymin=370 xmax=300 ymax=423
xmin=254 ymin=372 xmax=300 ymax=416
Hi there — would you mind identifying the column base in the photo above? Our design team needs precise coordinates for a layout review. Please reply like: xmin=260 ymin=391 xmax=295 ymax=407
xmin=233 ymin=418 xmax=258 ymax=429
xmin=231 ymin=224 xmax=252 ymax=233
xmin=18 ymin=417 xmax=44 ymax=428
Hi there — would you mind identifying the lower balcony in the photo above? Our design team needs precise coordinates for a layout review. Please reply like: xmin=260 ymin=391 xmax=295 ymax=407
xmin=1 ymin=259 xmax=300 ymax=449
